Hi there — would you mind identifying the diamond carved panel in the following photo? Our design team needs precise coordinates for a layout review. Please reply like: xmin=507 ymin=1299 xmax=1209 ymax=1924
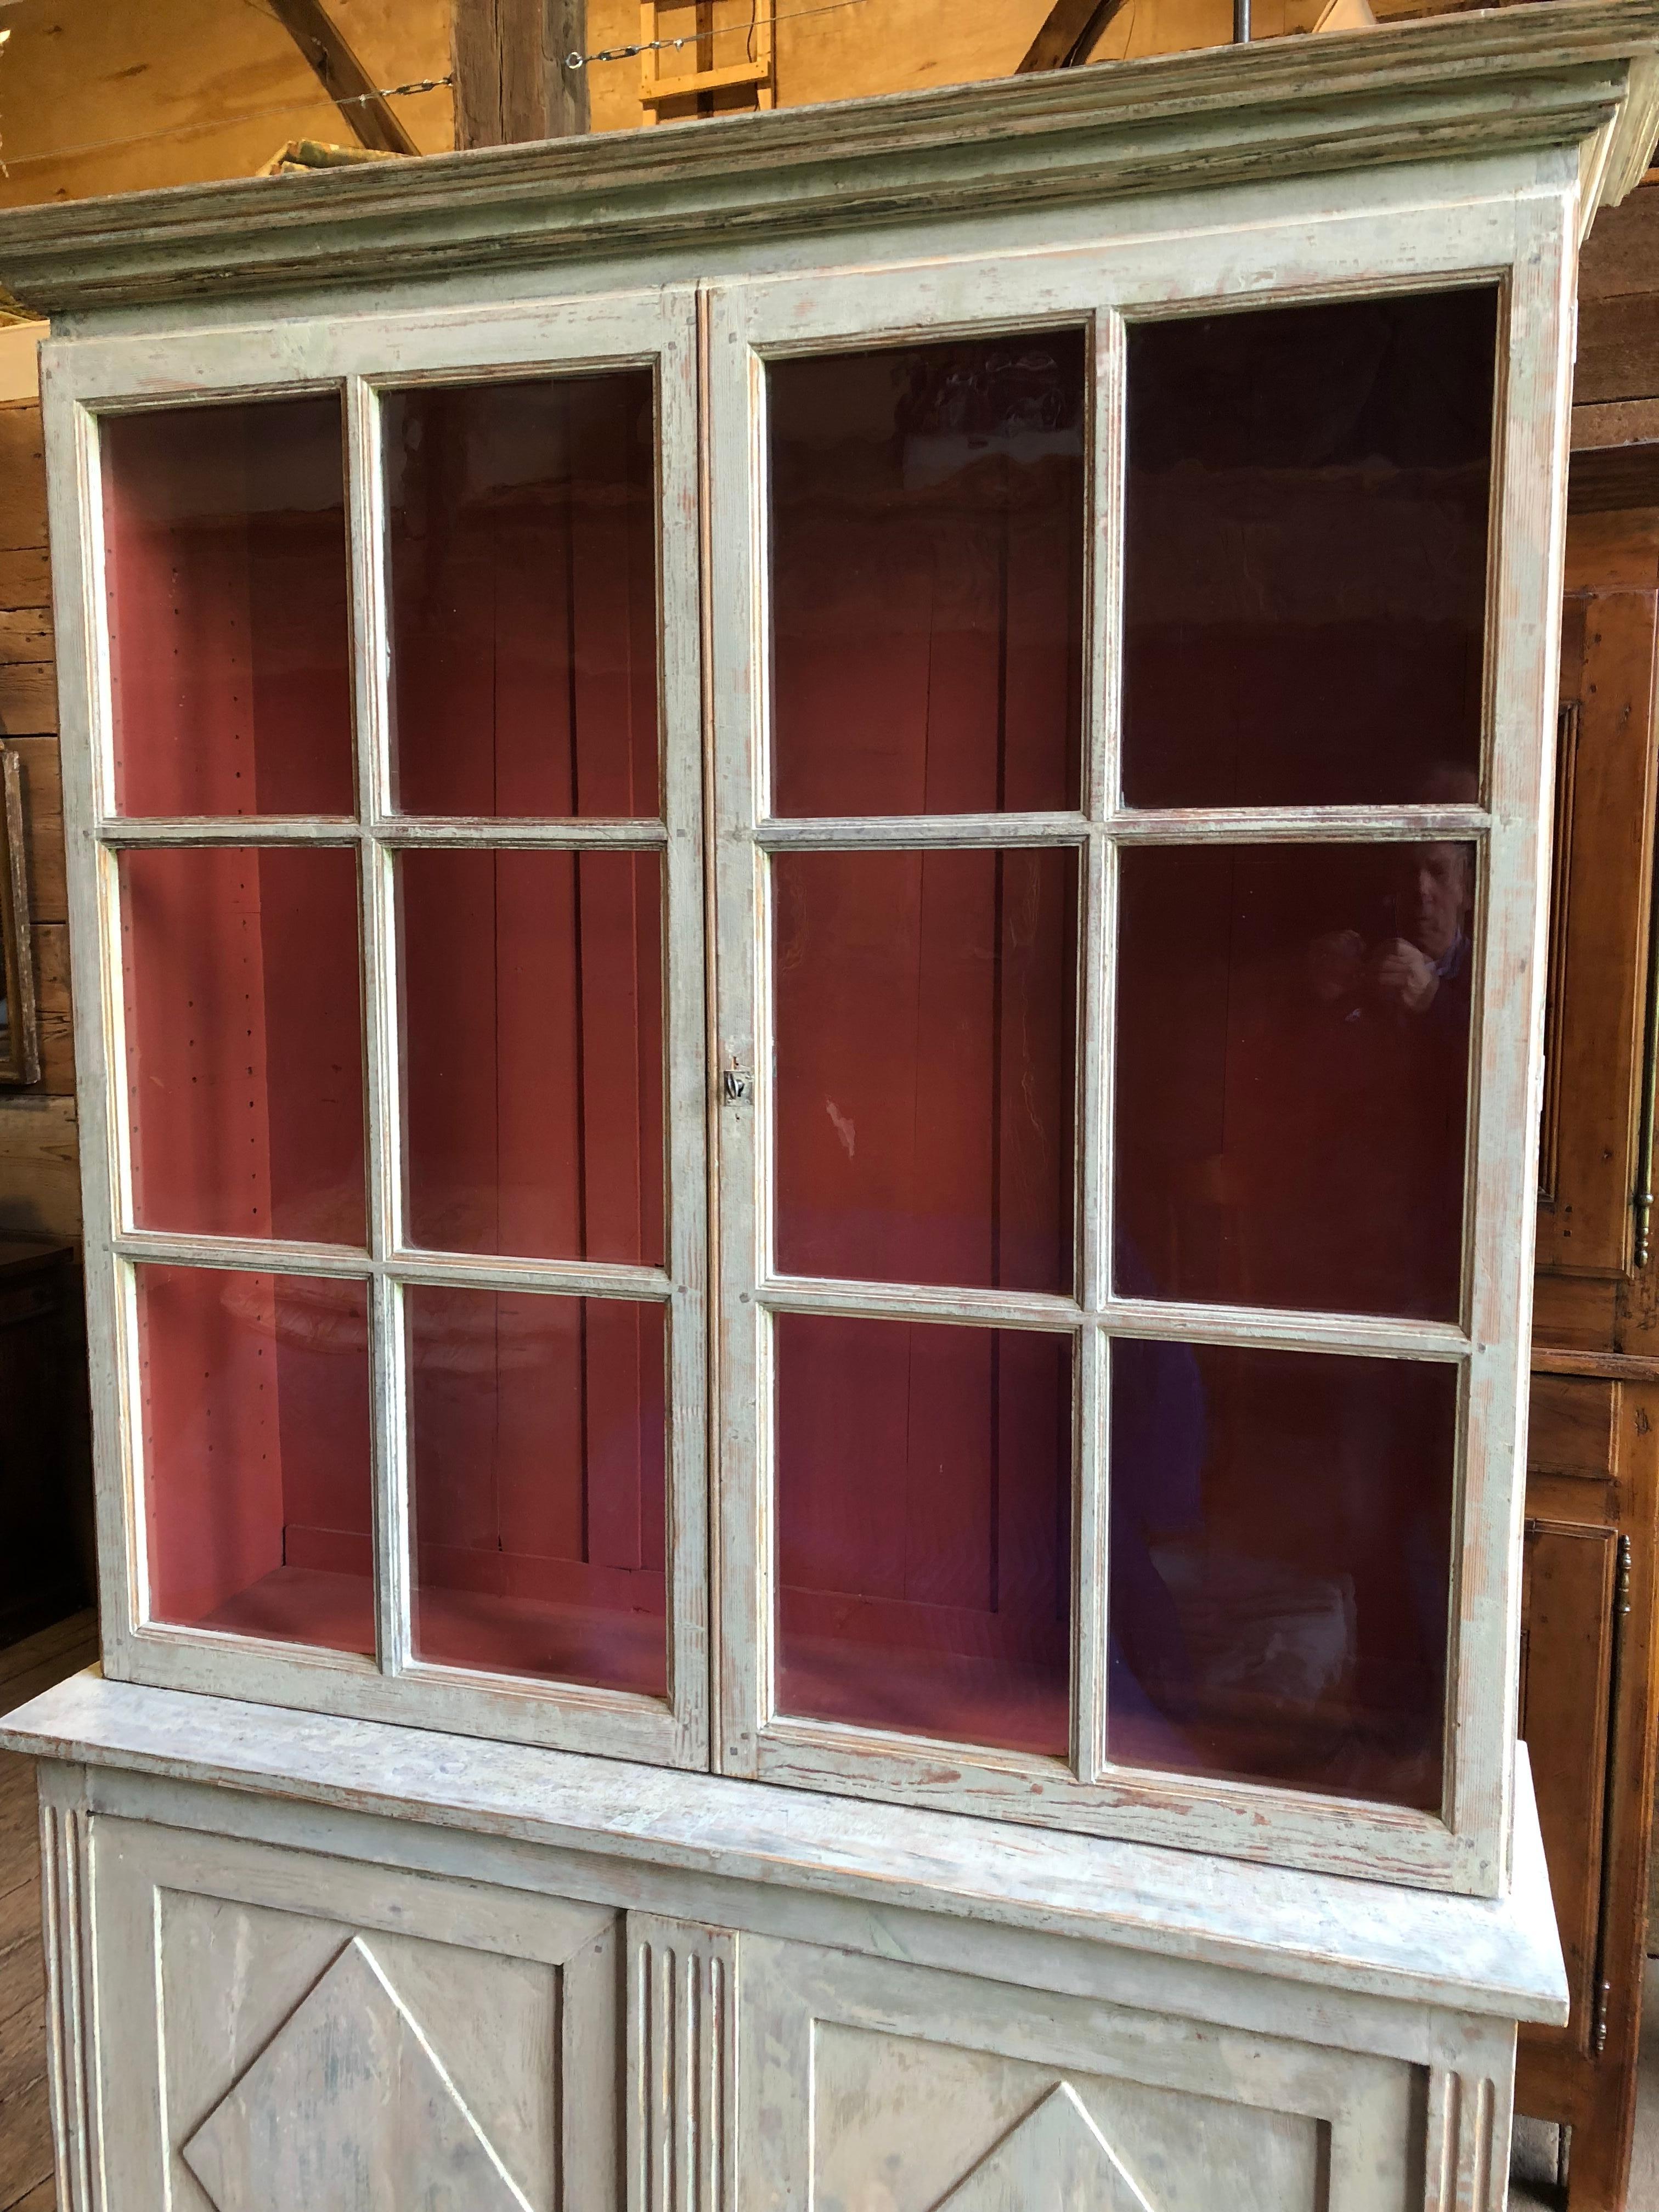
xmin=181 ymin=1935 xmax=532 ymax=2212
xmin=933 ymin=2085 xmax=1159 ymax=2212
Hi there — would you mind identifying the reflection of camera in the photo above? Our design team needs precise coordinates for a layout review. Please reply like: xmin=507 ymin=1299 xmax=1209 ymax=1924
xmin=1308 ymin=917 xmax=1439 ymax=1022
xmin=1307 ymin=927 xmax=1368 ymax=1009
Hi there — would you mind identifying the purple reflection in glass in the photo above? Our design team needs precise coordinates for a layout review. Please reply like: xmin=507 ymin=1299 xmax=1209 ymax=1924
xmin=1107 ymin=1335 xmax=1455 ymax=1811
xmin=775 ymin=1313 xmax=1072 ymax=1757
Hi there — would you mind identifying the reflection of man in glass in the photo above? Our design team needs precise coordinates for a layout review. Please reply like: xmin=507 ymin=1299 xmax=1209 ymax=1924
xmin=1108 ymin=1237 xmax=1206 ymax=1767
xmin=1308 ymin=839 xmax=1473 ymax=1029
xmin=1293 ymin=769 xmax=1476 ymax=1323
xmin=1296 ymin=775 xmax=1475 ymax=1795
xmin=1115 ymin=786 xmax=1475 ymax=1798
xmin=1378 ymin=838 xmax=1474 ymax=1015
xmin=1311 ymin=755 xmax=1476 ymax=1030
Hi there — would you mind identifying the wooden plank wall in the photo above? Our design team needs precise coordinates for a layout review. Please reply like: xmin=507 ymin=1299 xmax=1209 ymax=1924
xmin=0 ymin=370 xmax=80 ymax=1251
xmin=0 ymin=0 xmax=452 ymax=212
xmin=0 ymin=1 xmax=1541 ymax=207
xmin=575 ymin=0 xmax=1493 ymax=133
xmin=0 ymin=1613 xmax=100 ymax=2211
xmin=1572 ymin=181 xmax=1659 ymax=452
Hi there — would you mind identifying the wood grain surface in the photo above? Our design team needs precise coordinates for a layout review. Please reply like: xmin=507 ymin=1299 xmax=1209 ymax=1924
xmin=0 ymin=1615 xmax=97 ymax=2212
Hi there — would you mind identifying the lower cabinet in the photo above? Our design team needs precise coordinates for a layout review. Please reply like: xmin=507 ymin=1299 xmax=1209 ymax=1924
xmin=44 ymin=1756 xmax=1534 ymax=2212
xmin=735 ymin=1936 xmax=1416 ymax=2212
xmin=92 ymin=1817 xmax=622 ymax=2211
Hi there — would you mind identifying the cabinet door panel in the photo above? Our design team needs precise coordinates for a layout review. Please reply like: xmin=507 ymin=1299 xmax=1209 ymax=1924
xmin=737 ymin=1933 xmax=1416 ymax=2212
xmin=91 ymin=1816 xmax=622 ymax=2212
xmin=1538 ymin=533 xmax=1659 ymax=1279
xmin=1527 ymin=1376 xmax=1618 ymax=1481
xmin=1518 ymin=1518 xmax=1617 ymax=2055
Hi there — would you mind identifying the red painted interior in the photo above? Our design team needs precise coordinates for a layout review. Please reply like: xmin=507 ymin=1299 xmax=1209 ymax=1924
xmin=122 ymin=845 xmax=366 ymax=1248
xmin=103 ymin=397 xmax=354 ymax=818
xmin=383 ymin=373 xmax=659 ymax=817
xmin=385 ymin=375 xmax=669 ymax=1686
xmin=766 ymin=338 xmax=1085 ymax=1755
xmin=401 ymin=849 xmax=663 ymax=1266
xmin=408 ymin=1288 xmax=667 ymax=1693
xmin=773 ymin=849 xmax=1075 ymax=1295
xmin=123 ymin=376 xmax=669 ymax=1686
xmin=776 ymin=1316 xmax=1072 ymax=1757
xmin=1121 ymin=287 xmax=1496 ymax=809
xmin=769 ymin=337 xmax=1084 ymax=817
xmin=139 ymin=1265 xmax=374 ymax=1653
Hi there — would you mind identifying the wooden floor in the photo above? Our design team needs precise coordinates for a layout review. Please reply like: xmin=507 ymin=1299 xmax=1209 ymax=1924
xmin=1626 ymin=1965 xmax=1659 ymax=2210
xmin=0 ymin=1613 xmax=98 ymax=2212
xmin=1463 ymin=1966 xmax=1659 ymax=2209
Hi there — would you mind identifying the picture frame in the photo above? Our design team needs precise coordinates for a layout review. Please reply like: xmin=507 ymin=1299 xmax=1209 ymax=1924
xmin=0 ymin=744 xmax=40 ymax=1086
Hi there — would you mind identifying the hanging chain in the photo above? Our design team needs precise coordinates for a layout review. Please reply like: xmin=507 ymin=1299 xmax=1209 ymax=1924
xmin=567 ymin=0 xmax=862 ymax=70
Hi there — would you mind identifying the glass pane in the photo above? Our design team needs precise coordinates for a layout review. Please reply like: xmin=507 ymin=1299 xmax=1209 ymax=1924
xmin=774 ymin=850 xmax=1076 ymax=1293
xmin=768 ymin=336 xmax=1085 ymax=817
xmin=775 ymin=1314 xmax=1071 ymax=1757
xmin=1114 ymin=842 xmax=1472 ymax=1320
xmin=122 ymin=848 xmax=366 ymax=1246
xmin=408 ymin=1287 xmax=667 ymax=1696
xmin=384 ymin=375 xmax=661 ymax=819
xmin=400 ymin=849 xmax=663 ymax=1264
xmin=1122 ymin=288 xmax=1496 ymax=809
xmin=139 ymin=1265 xmax=373 ymax=1654
xmin=1107 ymin=1339 xmax=1455 ymax=1811
xmin=104 ymin=398 xmax=353 ymax=818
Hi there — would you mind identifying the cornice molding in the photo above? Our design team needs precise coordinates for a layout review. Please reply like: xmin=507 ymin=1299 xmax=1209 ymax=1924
xmin=4 ymin=2 xmax=1658 ymax=318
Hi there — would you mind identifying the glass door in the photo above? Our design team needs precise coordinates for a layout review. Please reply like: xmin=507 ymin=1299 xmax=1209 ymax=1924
xmin=708 ymin=213 xmax=1559 ymax=1892
xmin=62 ymin=289 xmax=710 ymax=1766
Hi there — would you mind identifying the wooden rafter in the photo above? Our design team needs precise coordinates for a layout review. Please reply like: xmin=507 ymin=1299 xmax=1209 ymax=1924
xmin=1017 ymin=0 xmax=1131 ymax=72
xmin=267 ymin=0 xmax=420 ymax=155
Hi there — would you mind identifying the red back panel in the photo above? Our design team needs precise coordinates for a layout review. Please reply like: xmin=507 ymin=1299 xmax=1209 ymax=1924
xmin=383 ymin=374 xmax=659 ymax=819
xmin=103 ymin=398 xmax=354 ymax=819
xmin=140 ymin=1265 xmax=373 ymax=1655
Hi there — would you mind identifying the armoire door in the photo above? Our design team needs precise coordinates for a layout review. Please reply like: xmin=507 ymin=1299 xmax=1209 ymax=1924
xmin=1519 ymin=503 xmax=1659 ymax=2210
xmin=703 ymin=216 xmax=1566 ymax=1893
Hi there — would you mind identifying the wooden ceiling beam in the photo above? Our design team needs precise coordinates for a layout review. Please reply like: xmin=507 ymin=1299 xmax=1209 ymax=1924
xmin=266 ymin=0 xmax=420 ymax=156
xmin=452 ymin=0 xmax=588 ymax=149
xmin=1017 ymin=0 xmax=1132 ymax=72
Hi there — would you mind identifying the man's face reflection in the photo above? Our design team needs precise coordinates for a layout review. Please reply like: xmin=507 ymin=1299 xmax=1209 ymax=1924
xmin=1399 ymin=842 xmax=1472 ymax=963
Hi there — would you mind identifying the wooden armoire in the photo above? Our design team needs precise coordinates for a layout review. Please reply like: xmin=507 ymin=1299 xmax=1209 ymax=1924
xmin=1517 ymin=499 xmax=1659 ymax=2207
xmin=5 ymin=9 xmax=1659 ymax=2210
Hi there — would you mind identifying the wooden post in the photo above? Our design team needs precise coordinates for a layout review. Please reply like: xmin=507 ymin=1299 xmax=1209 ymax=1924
xmin=453 ymin=0 xmax=589 ymax=148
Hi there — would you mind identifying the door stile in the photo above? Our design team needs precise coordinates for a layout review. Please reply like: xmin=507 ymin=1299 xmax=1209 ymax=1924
xmin=706 ymin=282 xmax=770 ymax=1777
xmin=345 ymin=373 xmax=411 ymax=1678
xmin=658 ymin=304 xmax=716 ymax=1765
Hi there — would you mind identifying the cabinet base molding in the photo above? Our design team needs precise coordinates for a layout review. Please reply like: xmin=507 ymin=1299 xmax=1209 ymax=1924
xmin=1 ymin=1672 xmax=1566 ymax=2212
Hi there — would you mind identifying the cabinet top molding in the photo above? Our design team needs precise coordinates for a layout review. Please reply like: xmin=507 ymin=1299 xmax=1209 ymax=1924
xmin=7 ymin=0 xmax=1659 ymax=319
